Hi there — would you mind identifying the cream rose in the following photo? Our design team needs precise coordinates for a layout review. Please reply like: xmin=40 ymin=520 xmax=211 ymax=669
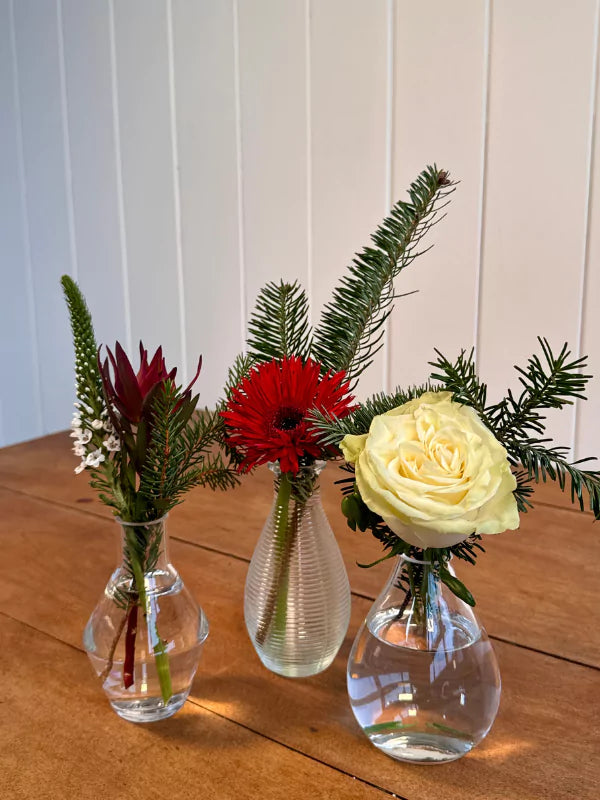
xmin=340 ymin=391 xmax=519 ymax=549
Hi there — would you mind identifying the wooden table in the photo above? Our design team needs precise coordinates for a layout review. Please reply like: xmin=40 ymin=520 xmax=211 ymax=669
xmin=1 ymin=433 xmax=598 ymax=800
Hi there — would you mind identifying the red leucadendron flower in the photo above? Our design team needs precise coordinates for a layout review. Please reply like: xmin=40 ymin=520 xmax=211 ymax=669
xmin=99 ymin=341 xmax=201 ymax=424
xmin=221 ymin=356 xmax=355 ymax=475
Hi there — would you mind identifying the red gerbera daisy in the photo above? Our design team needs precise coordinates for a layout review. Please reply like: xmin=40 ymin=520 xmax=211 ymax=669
xmin=221 ymin=356 xmax=355 ymax=475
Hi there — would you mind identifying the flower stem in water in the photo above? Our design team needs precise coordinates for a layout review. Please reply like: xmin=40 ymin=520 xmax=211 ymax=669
xmin=255 ymin=474 xmax=294 ymax=647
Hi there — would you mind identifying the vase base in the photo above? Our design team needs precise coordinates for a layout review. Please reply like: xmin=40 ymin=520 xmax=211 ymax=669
xmin=257 ymin=651 xmax=336 ymax=678
xmin=368 ymin=731 xmax=473 ymax=764
xmin=110 ymin=690 xmax=189 ymax=723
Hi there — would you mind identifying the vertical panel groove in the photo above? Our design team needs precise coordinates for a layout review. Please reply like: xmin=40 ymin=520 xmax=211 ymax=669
xmin=9 ymin=0 xmax=43 ymax=433
xmin=474 ymin=0 xmax=492 ymax=365
xmin=233 ymin=0 xmax=247 ymax=349
xmin=166 ymin=0 xmax=188 ymax=380
xmin=56 ymin=0 xmax=78 ymax=282
xmin=108 ymin=0 xmax=132 ymax=354
xmin=572 ymin=0 xmax=600 ymax=457
xmin=305 ymin=0 xmax=313 ymax=325
xmin=383 ymin=0 xmax=395 ymax=394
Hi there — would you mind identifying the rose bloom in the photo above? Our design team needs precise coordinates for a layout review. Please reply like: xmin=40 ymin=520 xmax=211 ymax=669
xmin=341 ymin=391 xmax=519 ymax=549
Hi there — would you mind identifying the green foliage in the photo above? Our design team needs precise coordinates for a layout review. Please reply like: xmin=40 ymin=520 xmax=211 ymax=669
xmin=137 ymin=388 xmax=239 ymax=518
xmin=429 ymin=339 xmax=600 ymax=518
xmin=247 ymin=280 xmax=311 ymax=363
xmin=224 ymin=165 xmax=454 ymax=411
xmin=222 ymin=352 xmax=256 ymax=404
xmin=62 ymin=277 xmax=238 ymax=530
xmin=312 ymin=165 xmax=455 ymax=387
xmin=311 ymin=383 xmax=436 ymax=448
xmin=512 ymin=441 xmax=600 ymax=516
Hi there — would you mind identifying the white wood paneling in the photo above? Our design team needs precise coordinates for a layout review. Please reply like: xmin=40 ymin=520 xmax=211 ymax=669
xmin=0 ymin=0 xmax=42 ymax=446
xmin=3 ymin=0 xmax=600 ymax=457
xmin=389 ymin=0 xmax=488 ymax=390
xmin=61 ymin=0 xmax=127 ymax=352
xmin=12 ymin=0 xmax=75 ymax=435
xmin=111 ymin=0 xmax=183 ymax=372
xmin=576 ymin=2 xmax=600 ymax=462
xmin=237 ymin=0 xmax=309 ymax=313
xmin=310 ymin=0 xmax=388 ymax=397
xmin=171 ymin=0 xmax=241 ymax=406
xmin=479 ymin=0 xmax=598 ymax=451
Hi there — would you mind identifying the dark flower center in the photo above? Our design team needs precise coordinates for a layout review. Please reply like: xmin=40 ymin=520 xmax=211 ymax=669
xmin=272 ymin=406 xmax=304 ymax=432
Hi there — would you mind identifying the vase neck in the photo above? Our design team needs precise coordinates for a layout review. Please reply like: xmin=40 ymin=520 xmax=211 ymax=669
xmin=269 ymin=460 xmax=325 ymax=504
xmin=118 ymin=515 xmax=177 ymax=581
xmin=369 ymin=554 xmax=480 ymax=651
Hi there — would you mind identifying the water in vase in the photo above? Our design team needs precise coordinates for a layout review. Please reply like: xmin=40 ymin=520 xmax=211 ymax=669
xmin=348 ymin=605 xmax=501 ymax=764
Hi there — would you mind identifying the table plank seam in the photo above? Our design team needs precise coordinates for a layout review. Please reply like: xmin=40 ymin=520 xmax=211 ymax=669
xmin=185 ymin=698 xmax=405 ymax=799
xmin=2 ymin=478 xmax=591 ymax=518
xmin=4 ymin=484 xmax=598 ymax=673
xmin=0 ymin=608 xmax=400 ymax=799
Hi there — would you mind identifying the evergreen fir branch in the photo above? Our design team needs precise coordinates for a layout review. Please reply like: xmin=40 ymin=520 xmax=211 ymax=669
xmin=429 ymin=348 xmax=494 ymax=430
xmin=61 ymin=275 xmax=104 ymax=418
xmin=312 ymin=166 xmax=455 ymax=388
xmin=492 ymin=339 xmax=590 ymax=439
xmin=512 ymin=468 xmax=536 ymax=513
xmin=246 ymin=280 xmax=311 ymax=363
xmin=310 ymin=383 xmax=435 ymax=447
xmin=138 ymin=386 xmax=238 ymax=514
xmin=511 ymin=441 xmax=600 ymax=517
xmin=221 ymin=352 xmax=256 ymax=406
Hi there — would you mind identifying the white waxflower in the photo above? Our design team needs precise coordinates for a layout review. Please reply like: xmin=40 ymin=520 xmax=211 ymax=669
xmin=103 ymin=434 xmax=120 ymax=452
xmin=74 ymin=462 xmax=86 ymax=474
xmin=73 ymin=443 xmax=86 ymax=457
xmin=71 ymin=414 xmax=82 ymax=429
xmin=79 ymin=429 xmax=92 ymax=444
xmin=91 ymin=419 xmax=104 ymax=430
xmin=85 ymin=449 xmax=105 ymax=468
xmin=103 ymin=418 xmax=115 ymax=434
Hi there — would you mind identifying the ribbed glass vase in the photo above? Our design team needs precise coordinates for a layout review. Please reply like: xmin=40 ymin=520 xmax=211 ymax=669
xmin=244 ymin=461 xmax=351 ymax=677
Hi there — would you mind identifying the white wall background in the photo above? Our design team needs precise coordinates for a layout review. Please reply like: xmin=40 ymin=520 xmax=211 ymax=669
xmin=2 ymin=0 xmax=600 ymax=460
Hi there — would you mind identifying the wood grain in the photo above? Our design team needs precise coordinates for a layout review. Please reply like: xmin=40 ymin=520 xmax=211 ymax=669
xmin=0 ymin=433 xmax=598 ymax=666
xmin=0 ymin=615 xmax=389 ymax=800
xmin=478 ymin=0 xmax=597 ymax=450
xmin=1 ymin=489 xmax=598 ymax=800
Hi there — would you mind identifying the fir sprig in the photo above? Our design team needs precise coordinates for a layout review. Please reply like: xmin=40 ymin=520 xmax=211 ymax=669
xmin=225 ymin=165 xmax=454 ymax=412
xmin=137 ymin=389 xmax=238 ymax=517
xmin=247 ymin=280 xmax=311 ymax=363
xmin=429 ymin=340 xmax=600 ymax=517
xmin=312 ymin=165 xmax=455 ymax=387
xmin=311 ymin=383 xmax=436 ymax=448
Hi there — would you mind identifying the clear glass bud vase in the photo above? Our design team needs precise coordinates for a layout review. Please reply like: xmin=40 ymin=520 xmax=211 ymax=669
xmin=245 ymin=461 xmax=351 ymax=677
xmin=83 ymin=516 xmax=209 ymax=722
xmin=347 ymin=553 xmax=501 ymax=763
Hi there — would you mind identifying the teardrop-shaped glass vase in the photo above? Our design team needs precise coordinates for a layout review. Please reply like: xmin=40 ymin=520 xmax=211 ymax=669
xmin=83 ymin=516 xmax=209 ymax=722
xmin=347 ymin=554 xmax=500 ymax=763
xmin=245 ymin=461 xmax=351 ymax=677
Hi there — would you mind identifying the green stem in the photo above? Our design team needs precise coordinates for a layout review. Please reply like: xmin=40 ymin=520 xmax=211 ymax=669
xmin=125 ymin=529 xmax=173 ymax=704
xmin=272 ymin=497 xmax=304 ymax=633
xmin=254 ymin=473 xmax=296 ymax=647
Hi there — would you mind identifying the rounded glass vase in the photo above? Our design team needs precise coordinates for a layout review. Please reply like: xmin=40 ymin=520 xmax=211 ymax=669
xmin=347 ymin=554 xmax=501 ymax=764
xmin=245 ymin=461 xmax=351 ymax=677
xmin=83 ymin=516 xmax=209 ymax=723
